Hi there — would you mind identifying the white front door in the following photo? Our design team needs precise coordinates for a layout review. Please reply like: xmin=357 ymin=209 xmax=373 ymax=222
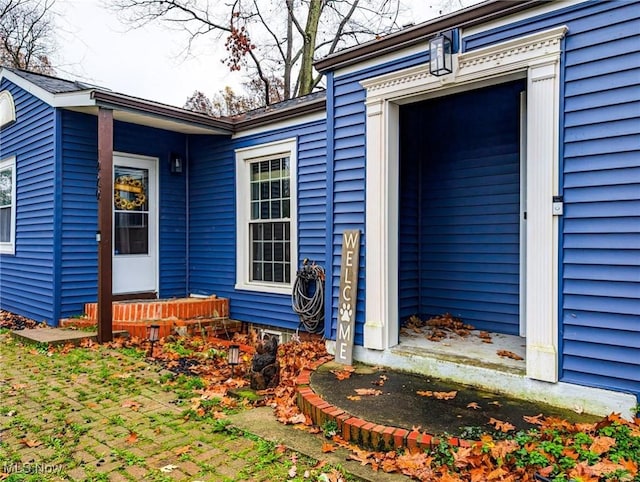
xmin=112 ymin=154 xmax=158 ymax=295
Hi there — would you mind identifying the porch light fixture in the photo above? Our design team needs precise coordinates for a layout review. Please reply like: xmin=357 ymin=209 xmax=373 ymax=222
xmin=169 ymin=153 xmax=183 ymax=174
xmin=429 ymin=32 xmax=453 ymax=76
xmin=228 ymin=344 xmax=240 ymax=377
xmin=147 ymin=324 xmax=160 ymax=357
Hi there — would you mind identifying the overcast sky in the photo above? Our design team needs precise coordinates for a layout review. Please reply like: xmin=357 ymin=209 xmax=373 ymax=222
xmin=53 ymin=0 xmax=481 ymax=108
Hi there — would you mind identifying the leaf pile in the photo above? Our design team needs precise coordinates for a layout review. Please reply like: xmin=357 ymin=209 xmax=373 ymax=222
xmin=401 ymin=314 xmax=476 ymax=342
xmin=271 ymin=338 xmax=332 ymax=424
xmin=0 ymin=309 xmax=39 ymax=330
xmin=331 ymin=413 xmax=640 ymax=481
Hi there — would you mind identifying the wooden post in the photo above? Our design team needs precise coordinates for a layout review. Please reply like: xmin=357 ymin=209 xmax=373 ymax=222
xmin=97 ymin=108 xmax=113 ymax=343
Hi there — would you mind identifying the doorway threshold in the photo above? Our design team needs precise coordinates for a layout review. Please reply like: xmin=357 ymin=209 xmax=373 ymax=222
xmin=396 ymin=330 xmax=526 ymax=376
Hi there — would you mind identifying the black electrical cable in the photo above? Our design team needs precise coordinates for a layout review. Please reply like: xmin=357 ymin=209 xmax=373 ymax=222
xmin=292 ymin=260 xmax=325 ymax=334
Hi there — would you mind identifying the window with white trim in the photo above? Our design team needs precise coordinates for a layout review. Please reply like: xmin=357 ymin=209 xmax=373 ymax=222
xmin=0 ymin=156 xmax=16 ymax=254
xmin=236 ymin=139 xmax=297 ymax=294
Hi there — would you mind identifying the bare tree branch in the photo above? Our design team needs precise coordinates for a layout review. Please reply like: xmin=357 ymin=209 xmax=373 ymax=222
xmin=0 ymin=0 xmax=57 ymax=74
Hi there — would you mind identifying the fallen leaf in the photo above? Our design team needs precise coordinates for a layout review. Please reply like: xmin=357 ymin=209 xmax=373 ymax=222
xmin=434 ymin=391 xmax=457 ymax=400
xmin=488 ymin=417 xmax=515 ymax=433
xmin=288 ymin=465 xmax=297 ymax=478
xmin=121 ymin=400 xmax=141 ymax=411
xmin=354 ymin=388 xmax=382 ymax=396
xmin=523 ymin=413 xmax=544 ymax=425
xmin=160 ymin=464 xmax=178 ymax=473
xmin=496 ymin=350 xmax=523 ymax=361
xmin=174 ymin=445 xmax=191 ymax=455
xmin=467 ymin=402 xmax=481 ymax=410
xmin=331 ymin=369 xmax=353 ymax=380
xmin=488 ymin=401 xmax=502 ymax=407
xmin=125 ymin=431 xmax=138 ymax=444
xmin=322 ymin=442 xmax=337 ymax=453
xmin=589 ymin=436 xmax=616 ymax=455
xmin=347 ymin=395 xmax=361 ymax=401
xmin=11 ymin=383 xmax=28 ymax=390
xmin=288 ymin=413 xmax=307 ymax=425
xmin=417 ymin=390 xmax=457 ymax=400
xmin=20 ymin=438 xmax=42 ymax=448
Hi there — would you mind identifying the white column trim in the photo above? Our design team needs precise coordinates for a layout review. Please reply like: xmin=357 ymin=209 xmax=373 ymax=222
xmin=360 ymin=26 xmax=567 ymax=383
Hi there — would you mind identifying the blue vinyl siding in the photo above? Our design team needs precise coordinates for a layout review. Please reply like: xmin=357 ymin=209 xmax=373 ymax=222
xmin=329 ymin=52 xmax=428 ymax=343
xmin=400 ymin=81 xmax=523 ymax=334
xmin=0 ymin=79 xmax=57 ymax=324
xmin=59 ymin=111 xmax=189 ymax=318
xmin=188 ymin=121 xmax=326 ymax=331
xmin=463 ymin=0 xmax=640 ymax=394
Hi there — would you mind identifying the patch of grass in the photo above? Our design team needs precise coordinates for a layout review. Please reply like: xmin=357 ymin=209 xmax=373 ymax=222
xmin=111 ymin=448 xmax=146 ymax=466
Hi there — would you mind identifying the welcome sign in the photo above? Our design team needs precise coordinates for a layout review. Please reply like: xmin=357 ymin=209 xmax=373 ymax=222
xmin=335 ymin=230 xmax=360 ymax=365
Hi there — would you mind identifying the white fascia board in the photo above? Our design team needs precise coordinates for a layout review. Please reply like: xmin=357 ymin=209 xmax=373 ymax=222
xmin=463 ymin=0 xmax=585 ymax=38
xmin=0 ymin=68 xmax=95 ymax=108
xmin=50 ymin=91 xmax=96 ymax=108
xmin=232 ymin=111 xmax=326 ymax=139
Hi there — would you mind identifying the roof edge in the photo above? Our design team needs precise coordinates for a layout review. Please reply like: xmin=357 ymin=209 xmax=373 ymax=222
xmin=91 ymin=90 xmax=233 ymax=132
xmin=315 ymin=0 xmax=549 ymax=73
xmin=232 ymin=95 xmax=326 ymax=132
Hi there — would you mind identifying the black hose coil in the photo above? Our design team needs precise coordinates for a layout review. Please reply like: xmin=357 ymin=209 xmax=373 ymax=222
xmin=291 ymin=260 xmax=325 ymax=334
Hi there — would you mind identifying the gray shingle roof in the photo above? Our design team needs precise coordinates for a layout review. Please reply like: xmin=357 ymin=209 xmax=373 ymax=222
xmin=4 ymin=67 xmax=103 ymax=94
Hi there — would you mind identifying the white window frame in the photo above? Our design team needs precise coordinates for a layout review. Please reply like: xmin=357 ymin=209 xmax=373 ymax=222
xmin=235 ymin=138 xmax=298 ymax=295
xmin=0 ymin=156 xmax=16 ymax=255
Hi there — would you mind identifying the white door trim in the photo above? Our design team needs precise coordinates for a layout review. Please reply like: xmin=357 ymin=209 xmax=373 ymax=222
xmin=112 ymin=152 xmax=159 ymax=295
xmin=360 ymin=25 xmax=567 ymax=383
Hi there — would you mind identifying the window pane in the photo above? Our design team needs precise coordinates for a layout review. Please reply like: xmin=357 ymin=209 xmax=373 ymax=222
xmin=271 ymin=159 xmax=280 ymax=174
xmin=264 ymin=223 xmax=273 ymax=240
xmin=114 ymin=167 xmax=148 ymax=212
xmin=251 ymin=201 xmax=259 ymax=220
xmin=252 ymin=223 xmax=263 ymax=241
xmin=264 ymin=263 xmax=273 ymax=282
xmin=114 ymin=212 xmax=148 ymax=255
xmin=0 ymin=207 xmax=10 ymax=242
xmin=271 ymin=200 xmax=280 ymax=218
xmin=252 ymin=242 xmax=262 ymax=261
xmin=0 ymin=168 xmax=11 ymax=206
xmin=282 ymin=179 xmax=290 ymax=198
xmin=252 ymin=262 xmax=262 ymax=280
xmin=271 ymin=180 xmax=280 ymax=199
xmin=260 ymin=201 xmax=269 ymax=219
xmin=274 ymin=223 xmax=284 ymax=240
xmin=274 ymin=263 xmax=284 ymax=282
xmin=274 ymin=242 xmax=283 ymax=261
xmin=251 ymin=183 xmax=259 ymax=201
xmin=282 ymin=199 xmax=290 ymax=218
xmin=264 ymin=242 xmax=272 ymax=261
xmin=251 ymin=163 xmax=260 ymax=181
xmin=260 ymin=182 xmax=270 ymax=201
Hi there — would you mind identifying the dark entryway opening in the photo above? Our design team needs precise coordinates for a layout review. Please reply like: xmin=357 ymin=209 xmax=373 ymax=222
xmin=399 ymin=79 xmax=526 ymax=335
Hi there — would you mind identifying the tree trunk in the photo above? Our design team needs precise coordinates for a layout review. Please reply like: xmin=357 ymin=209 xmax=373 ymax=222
xmin=297 ymin=0 xmax=323 ymax=96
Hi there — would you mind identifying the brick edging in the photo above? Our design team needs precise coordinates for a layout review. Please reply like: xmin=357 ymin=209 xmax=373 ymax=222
xmin=295 ymin=359 xmax=471 ymax=452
